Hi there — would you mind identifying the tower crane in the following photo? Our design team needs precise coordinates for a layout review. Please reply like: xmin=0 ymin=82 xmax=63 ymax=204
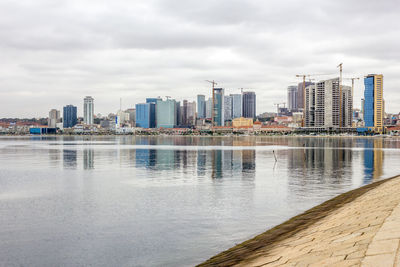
xmin=343 ymin=77 xmax=360 ymax=99
xmin=343 ymin=77 xmax=360 ymax=123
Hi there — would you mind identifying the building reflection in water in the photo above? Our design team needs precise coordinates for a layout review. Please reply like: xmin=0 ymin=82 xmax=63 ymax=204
xmin=83 ymin=149 xmax=94 ymax=169
xmin=361 ymin=139 xmax=384 ymax=183
xmin=135 ymin=138 xmax=156 ymax=169
xmin=287 ymin=138 xmax=353 ymax=187
xmin=133 ymin=136 xmax=256 ymax=179
xmin=48 ymin=149 xmax=61 ymax=167
xmin=197 ymin=150 xmax=207 ymax=176
xmin=63 ymin=149 xmax=77 ymax=169
xmin=287 ymin=137 xmax=387 ymax=190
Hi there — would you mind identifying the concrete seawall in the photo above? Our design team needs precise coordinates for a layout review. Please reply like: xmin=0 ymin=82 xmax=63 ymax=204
xmin=199 ymin=176 xmax=400 ymax=266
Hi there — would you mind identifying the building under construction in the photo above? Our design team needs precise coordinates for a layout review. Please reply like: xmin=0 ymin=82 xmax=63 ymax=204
xmin=304 ymin=77 xmax=353 ymax=130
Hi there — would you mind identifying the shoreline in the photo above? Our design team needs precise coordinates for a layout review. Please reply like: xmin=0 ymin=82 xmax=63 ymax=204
xmin=198 ymin=175 xmax=400 ymax=266
xmin=0 ymin=134 xmax=398 ymax=139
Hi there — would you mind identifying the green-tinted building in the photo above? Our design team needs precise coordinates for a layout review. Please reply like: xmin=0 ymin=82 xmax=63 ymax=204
xmin=156 ymin=99 xmax=177 ymax=128
xmin=213 ymin=88 xmax=225 ymax=126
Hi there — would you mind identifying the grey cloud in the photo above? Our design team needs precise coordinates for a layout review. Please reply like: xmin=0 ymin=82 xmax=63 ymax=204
xmin=0 ymin=0 xmax=399 ymax=117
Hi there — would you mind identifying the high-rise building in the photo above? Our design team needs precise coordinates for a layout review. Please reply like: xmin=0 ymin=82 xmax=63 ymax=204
xmin=230 ymin=94 xmax=242 ymax=119
xmin=197 ymin=95 xmax=206 ymax=119
xmin=287 ymin=86 xmax=298 ymax=111
xmin=297 ymin=81 xmax=314 ymax=110
xmin=187 ymin=101 xmax=196 ymax=126
xmin=48 ymin=109 xmax=60 ymax=128
xmin=364 ymin=74 xmax=384 ymax=133
xmin=342 ymin=86 xmax=353 ymax=128
xmin=224 ymin=95 xmax=233 ymax=122
xmin=175 ymin=101 xmax=181 ymax=126
xmin=83 ymin=96 xmax=94 ymax=125
xmin=242 ymin=91 xmax=256 ymax=118
xmin=63 ymin=105 xmax=77 ymax=128
xmin=126 ymin=108 xmax=136 ymax=126
xmin=206 ymin=98 xmax=212 ymax=118
xmin=305 ymin=84 xmax=316 ymax=127
xmin=156 ymin=99 xmax=177 ymax=128
xmin=135 ymin=102 xmax=156 ymax=128
xmin=304 ymin=78 xmax=353 ymax=129
xmin=180 ymin=100 xmax=188 ymax=126
xmin=213 ymin=88 xmax=224 ymax=126
xmin=361 ymin=98 xmax=365 ymax=120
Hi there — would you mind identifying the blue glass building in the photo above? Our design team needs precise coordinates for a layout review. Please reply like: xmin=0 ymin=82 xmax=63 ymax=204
xmin=231 ymin=94 xmax=242 ymax=119
xmin=146 ymin=98 xmax=161 ymax=104
xmin=213 ymin=88 xmax=224 ymax=126
xmin=364 ymin=76 xmax=374 ymax=128
xmin=63 ymin=105 xmax=77 ymax=128
xmin=197 ymin=95 xmax=206 ymax=119
xmin=135 ymin=103 xmax=156 ymax=128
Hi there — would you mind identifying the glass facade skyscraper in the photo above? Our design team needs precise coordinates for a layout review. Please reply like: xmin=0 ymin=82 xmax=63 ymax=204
xmin=242 ymin=91 xmax=256 ymax=118
xmin=287 ymin=86 xmax=297 ymax=111
xmin=231 ymin=94 xmax=242 ymax=119
xmin=63 ymin=105 xmax=77 ymax=128
xmin=135 ymin=103 xmax=156 ymax=128
xmin=197 ymin=95 xmax=206 ymax=119
xmin=224 ymin=95 xmax=232 ymax=121
xmin=364 ymin=74 xmax=384 ymax=133
xmin=213 ymin=88 xmax=224 ymax=126
xmin=364 ymin=77 xmax=374 ymax=128
xmin=156 ymin=99 xmax=176 ymax=128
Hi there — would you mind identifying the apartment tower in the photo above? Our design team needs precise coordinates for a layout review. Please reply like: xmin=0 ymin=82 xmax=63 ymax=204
xmin=83 ymin=96 xmax=94 ymax=125
xmin=364 ymin=74 xmax=384 ymax=133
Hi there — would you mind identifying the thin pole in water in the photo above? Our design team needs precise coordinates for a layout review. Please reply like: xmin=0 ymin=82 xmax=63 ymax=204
xmin=273 ymin=150 xmax=277 ymax=162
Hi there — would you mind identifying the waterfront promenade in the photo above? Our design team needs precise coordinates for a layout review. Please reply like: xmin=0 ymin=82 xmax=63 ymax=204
xmin=200 ymin=176 xmax=400 ymax=266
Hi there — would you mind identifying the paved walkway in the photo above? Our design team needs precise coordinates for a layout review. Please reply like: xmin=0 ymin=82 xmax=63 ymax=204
xmin=237 ymin=177 xmax=400 ymax=266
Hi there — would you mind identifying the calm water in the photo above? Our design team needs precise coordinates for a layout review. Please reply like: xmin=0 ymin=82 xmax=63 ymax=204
xmin=1 ymin=136 xmax=400 ymax=266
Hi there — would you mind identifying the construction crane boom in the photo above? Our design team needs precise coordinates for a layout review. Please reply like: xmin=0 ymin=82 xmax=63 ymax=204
xmin=343 ymin=77 xmax=360 ymax=126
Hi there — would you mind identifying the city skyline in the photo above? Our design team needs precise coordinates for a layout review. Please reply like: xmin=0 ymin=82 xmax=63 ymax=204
xmin=0 ymin=1 xmax=400 ymax=117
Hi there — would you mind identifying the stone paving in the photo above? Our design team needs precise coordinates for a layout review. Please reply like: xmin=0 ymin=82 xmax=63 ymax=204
xmin=234 ymin=177 xmax=400 ymax=266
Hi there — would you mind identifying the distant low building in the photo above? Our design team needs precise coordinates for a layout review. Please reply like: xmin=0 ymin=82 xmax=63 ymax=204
xmin=387 ymin=126 xmax=400 ymax=136
xmin=274 ymin=116 xmax=293 ymax=125
xmin=30 ymin=127 xmax=57 ymax=135
xmin=261 ymin=125 xmax=292 ymax=133
xmin=232 ymin=117 xmax=253 ymax=128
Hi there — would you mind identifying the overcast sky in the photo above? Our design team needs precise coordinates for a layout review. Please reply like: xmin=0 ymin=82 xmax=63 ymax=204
xmin=1 ymin=0 xmax=399 ymax=117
